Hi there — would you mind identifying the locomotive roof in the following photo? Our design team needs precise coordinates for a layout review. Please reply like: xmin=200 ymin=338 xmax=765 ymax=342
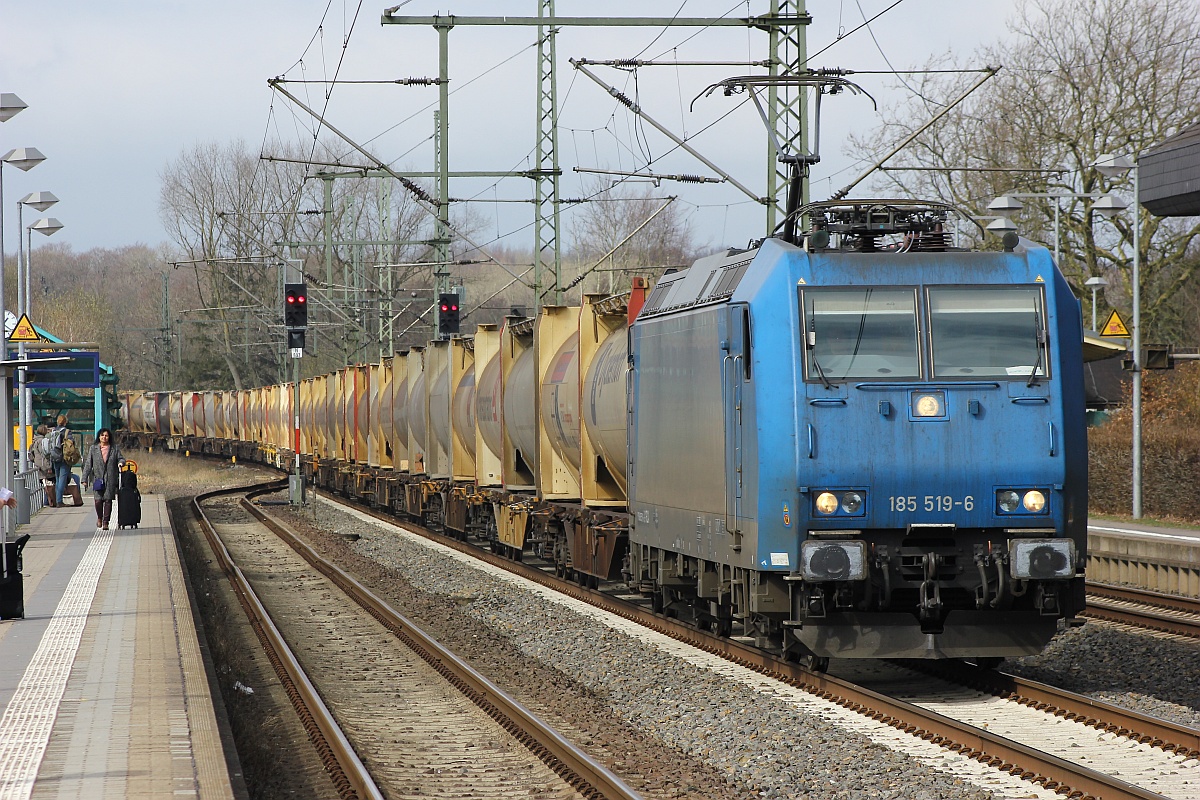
xmin=637 ymin=247 xmax=760 ymax=318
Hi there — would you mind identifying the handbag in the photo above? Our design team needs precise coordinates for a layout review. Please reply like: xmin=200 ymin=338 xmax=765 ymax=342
xmin=93 ymin=479 xmax=105 ymax=493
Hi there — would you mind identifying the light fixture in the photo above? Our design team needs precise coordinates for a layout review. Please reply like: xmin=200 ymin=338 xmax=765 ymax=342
xmin=30 ymin=217 xmax=63 ymax=236
xmin=0 ymin=93 xmax=27 ymax=123
xmin=19 ymin=191 xmax=57 ymax=212
xmin=987 ymin=195 xmax=1024 ymax=214
xmin=1085 ymin=275 xmax=1110 ymax=331
xmin=1 ymin=147 xmax=46 ymax=172
xmin=1093 ymin=152 xmax=1134 ymax=177
xmin=1093 ymin=193 xmax=1128 ymax=219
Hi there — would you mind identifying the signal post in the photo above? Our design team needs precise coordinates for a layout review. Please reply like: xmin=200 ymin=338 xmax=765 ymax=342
xmin=284 ymin=278 xmax=308 ymax=504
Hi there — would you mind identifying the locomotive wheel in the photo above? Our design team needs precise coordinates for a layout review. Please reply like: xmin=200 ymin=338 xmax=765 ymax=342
xmin=802 ymin=654 xmax=830 ymax=673
xmin=651 ymin=589 xmax=664 ymax=613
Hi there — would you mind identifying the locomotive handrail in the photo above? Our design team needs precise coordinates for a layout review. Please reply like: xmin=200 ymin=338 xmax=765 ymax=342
xmin=853 ymin=382 xmax=1001 ymax=390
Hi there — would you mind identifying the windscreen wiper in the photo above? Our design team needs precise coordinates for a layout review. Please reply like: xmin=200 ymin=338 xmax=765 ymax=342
xmin=1026 ymin=308 xmax=1047 ymax=387
xmin=807 ymin=318 xmax=835 ymax=390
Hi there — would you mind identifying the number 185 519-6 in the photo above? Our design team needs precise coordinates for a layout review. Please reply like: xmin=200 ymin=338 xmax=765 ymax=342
xmin=889 ymin=495 xmax=974 ymax=513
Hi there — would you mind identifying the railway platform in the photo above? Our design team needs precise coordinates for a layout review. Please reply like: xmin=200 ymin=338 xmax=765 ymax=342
xmin=0 ymin=494 xmax=241 ymax=799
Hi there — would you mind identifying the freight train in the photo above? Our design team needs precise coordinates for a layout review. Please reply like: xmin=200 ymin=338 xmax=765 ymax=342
xmin=120 ymin=198 xmax=1087 ymax=670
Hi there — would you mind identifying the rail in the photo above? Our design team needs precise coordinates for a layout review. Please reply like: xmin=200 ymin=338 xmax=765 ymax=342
xmin=334 ymin=492 xmax=1166 ymax=800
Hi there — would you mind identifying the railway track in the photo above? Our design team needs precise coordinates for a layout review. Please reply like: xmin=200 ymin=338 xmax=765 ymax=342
xmin=292 ymin=488 xmax=1200 ymax=800
xmin=1085 ymin=583 xmax=1200 ymax=639
xmin=190 ymin=482 xmax=640 ymax=800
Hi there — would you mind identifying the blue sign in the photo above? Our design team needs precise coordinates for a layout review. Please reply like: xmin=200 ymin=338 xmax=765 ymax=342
xmin=24 ymin=351 xmax=100 ymax=389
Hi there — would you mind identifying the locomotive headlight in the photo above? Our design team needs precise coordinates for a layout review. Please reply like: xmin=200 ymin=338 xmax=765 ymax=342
xmin=997 ymin=490 xmax=1021 ymax=513
xmin=815 ymin=492 xmax=839 ymax=515
xmin=914 ymin=394 xmax=942 ymax=417
xmin=1022 ymin=490 xmax=1047 ymax=513
xmin=801 ymin=540 xmax=867 ymax=581
xmin=1009 ymin=538 xmax=1075 ymax=580
xmin=840 ymin=491 xmax=864 ymax=514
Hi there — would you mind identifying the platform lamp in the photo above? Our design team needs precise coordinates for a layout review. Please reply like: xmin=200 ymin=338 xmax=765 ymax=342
xmin=16 ymin=194 xmax=58 ymax=469
xmin=18 ymin=210 xmax=61 ymax=494
xmin=1092 ymin=152 xmax=1140 ymax=518
xmin=1084 ymin=275 xmax=1109 ymax=332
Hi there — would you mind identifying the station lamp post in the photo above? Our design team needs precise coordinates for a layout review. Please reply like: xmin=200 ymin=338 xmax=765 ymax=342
xmin=18 ymin=207 xmax=61 ymax=481
xmin=17 ymin=194 xmax=59 ymax=437
xmin=1084 ymin=275 xmax=1109 ymax=332
xmin=1092 ymin=152 xmax=1141 ymax=519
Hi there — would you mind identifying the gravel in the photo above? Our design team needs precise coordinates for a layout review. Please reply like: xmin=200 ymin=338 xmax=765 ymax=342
xmin=275 ymin=496 xmax=1054 ymax=800
xmin=270 ymin=494 xmax=1200 ymax=800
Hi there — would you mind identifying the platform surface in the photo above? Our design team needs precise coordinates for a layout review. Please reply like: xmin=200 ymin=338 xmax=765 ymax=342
xmin=0 ymin=494 xmax=238 ymax=799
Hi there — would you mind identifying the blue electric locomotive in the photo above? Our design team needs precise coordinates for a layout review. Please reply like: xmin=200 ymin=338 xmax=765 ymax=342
xmin=626 ymin=200 xmax=1086 ymax=666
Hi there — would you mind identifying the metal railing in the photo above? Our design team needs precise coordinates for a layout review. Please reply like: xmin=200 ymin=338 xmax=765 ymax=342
xmin=15 ymin=467 xmax=49 ymax=524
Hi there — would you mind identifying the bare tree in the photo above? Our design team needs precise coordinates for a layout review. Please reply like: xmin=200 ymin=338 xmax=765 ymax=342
xmin=567 ymin=177 xmax=701 ymax=300
xmin=848 ymin=0 xmax=1200 ymax=341
xmin=159 ymin=139 xmax=445 ymax=384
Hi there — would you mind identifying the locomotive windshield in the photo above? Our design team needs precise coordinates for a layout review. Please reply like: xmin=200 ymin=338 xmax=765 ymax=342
xmin=802 ymin=288 xmax=921 ymax=381
xmin=927 ymin=286 xmax=1048 ymax=379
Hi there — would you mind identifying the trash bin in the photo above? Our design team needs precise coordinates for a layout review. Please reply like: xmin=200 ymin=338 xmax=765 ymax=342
xmin=0 ymin=535 xmax=30 ymax=620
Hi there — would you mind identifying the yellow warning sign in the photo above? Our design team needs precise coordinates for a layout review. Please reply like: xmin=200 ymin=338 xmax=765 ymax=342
xmin=7 ymin=313 xmax=38 ymax=342
xmin=1100 ymin=309 xmax=1130 ymax=338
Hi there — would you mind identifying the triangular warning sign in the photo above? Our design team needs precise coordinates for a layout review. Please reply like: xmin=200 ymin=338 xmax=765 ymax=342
xmin=7 ymin=313 xmax=39 ymax=342
xmin=1100 ymin=309 xmax=1130 ymax=338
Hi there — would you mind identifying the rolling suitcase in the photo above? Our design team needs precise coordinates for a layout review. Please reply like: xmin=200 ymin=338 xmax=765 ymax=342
xmin=117 ymin=466 xmax=142 ymax=529
xmin=0 ymin=536 xmax=31 ymax=620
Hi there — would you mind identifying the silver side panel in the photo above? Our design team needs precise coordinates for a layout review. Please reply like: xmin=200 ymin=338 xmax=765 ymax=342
xmin=630 ymin=308 xmax=727 ymax=558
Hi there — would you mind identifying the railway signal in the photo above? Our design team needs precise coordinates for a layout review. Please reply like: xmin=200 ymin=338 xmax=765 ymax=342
xmin=284 ymin=283 xmax=308 ymax=329
xmin=437 ymin=293 xmax=460 ymax=336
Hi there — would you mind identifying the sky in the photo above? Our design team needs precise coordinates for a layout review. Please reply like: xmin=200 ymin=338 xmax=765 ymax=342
xmin=0 ymin=1 xmax=1016 ymax=257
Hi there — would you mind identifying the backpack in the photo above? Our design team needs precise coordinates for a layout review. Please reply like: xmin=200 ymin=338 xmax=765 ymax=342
xmin=46 ymin=428 xmax=66 ymax=461
xmin=32 ymin=438 xmax=51 ymax=472
xmin=38 ymin=435 xmax=55 ymax=458
xmin=61 ymin=436 xmax=81 ymax=466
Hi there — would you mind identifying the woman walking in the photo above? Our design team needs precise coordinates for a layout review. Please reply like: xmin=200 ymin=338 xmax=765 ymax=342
xmin=82 ymin=428 xmax=124 ymax=530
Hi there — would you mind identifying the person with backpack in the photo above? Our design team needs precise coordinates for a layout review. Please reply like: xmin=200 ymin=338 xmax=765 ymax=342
xmin=81 ymin=428 xmax=124 ymax=530
xmin=49 ymin=415 xmax=79 ymax=507
xmin=31 ymin=424 xmax=56 ymax=508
